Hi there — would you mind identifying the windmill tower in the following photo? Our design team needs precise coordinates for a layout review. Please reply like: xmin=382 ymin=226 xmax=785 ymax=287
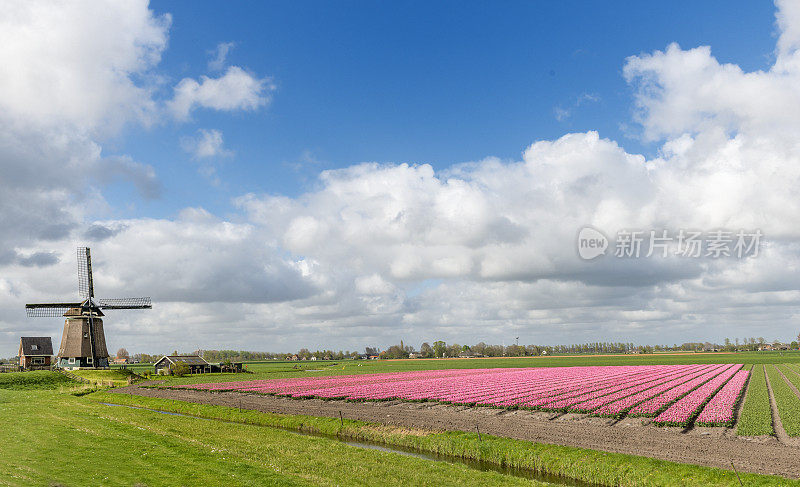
xmin=25 ymin=247 xmax=152 ymax=370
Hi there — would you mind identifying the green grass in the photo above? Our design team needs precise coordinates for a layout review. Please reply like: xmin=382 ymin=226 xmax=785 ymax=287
xmin=0 ymin=389 xmax=542 ymax=487
xmin=774 ymin=365 xmax=800 ymax=436
xmin=162 ymin=351 xmax=800 ymax=386
xmin=737 ymin=365 xmax=773 ymax=436
xmin=764 ymin=365 xmax=800 ymax=437
xmin=110 ymin=362 xmax=154 ymax=374
xmin=71 ymin=369 xmax=135 ymax=386
xmin=0 ymin=371 xmax=78 ymax=390
xmin=87 ymin=391 xmax=798 ymax=487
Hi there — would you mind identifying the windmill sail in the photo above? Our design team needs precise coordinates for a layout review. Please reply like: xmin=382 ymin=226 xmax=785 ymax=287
xmin=77 ymin=247 xmax=94 ymax=299
xmin=25 ymin=303 xmax=83 ymax=317
xmin=96 ymin=297 xmax=151 ymax=309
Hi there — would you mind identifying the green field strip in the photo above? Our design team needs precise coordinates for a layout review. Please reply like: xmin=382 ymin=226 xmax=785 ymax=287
xmin=736 ymin=364 xmax=774 ymax=436
xmin=764 ymin=365 xmax=800 ymax=437
xmin=776 ymin=364 xmax=800 ymax=401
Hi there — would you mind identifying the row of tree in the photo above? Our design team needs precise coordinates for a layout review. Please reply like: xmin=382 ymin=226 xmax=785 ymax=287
xmin=107 ymin=332 xmax=800 ymax=363
xmin=372 ymin=336 xmax=800 ymax=359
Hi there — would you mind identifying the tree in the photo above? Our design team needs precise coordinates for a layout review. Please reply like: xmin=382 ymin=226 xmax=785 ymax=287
xmin=419 ymin=342 xmax=433 ymax=358
xmin=446 ymin=343 xmax=462 ymax=357
xmin=172 ymin=361 xmax=191 ymax=377
xmin=382 ymin=345 xmax=408 ymax=359
xmin=116 ymin=348 xmax=129 ymax=359
xmin=432 ymin=341 xmax=447 ymax=358
xmin=365 ymin=346 xmax=378 ymax=356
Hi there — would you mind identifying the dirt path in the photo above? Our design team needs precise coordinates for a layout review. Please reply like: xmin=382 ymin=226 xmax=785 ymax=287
xmin=110 ymin=384 xmax=800 ymax=479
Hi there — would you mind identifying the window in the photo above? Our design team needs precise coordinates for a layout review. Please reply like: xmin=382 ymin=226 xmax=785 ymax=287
xmin=32 ymin=357 xmax=44 ymax=365
xmin=83 ymin=333 xmax=89 ymax=338
xmin=31 ymin=344 xmax=38 ymax=351
xmin=86 ymin=357 xmax=93 ymax=364
xmin=68 ymin=357 xmax=75 ymax=364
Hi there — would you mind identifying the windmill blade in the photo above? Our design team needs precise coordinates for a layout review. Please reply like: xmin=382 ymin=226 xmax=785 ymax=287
xmin=25 ymin=303 xmax=82 ymax=317
xmin=97 ymin=297 xmax=152 ymax=309
xmin=77 ymin=247 xmax=95 ymax=299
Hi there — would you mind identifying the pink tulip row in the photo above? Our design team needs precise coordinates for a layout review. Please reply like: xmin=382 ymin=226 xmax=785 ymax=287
xmin=181 ymin=363 xmax=748 ymax=427
xmin=244 ymin=366 xmax=635 ymax=402
xmin=568 ymin=364 xmax=711 ymax=413
xmin=179 ymin=367 xmax=500 ymax=393
xmin=693 ymin=369 xmax=750 ymax=427
xmin=591 ymin=364 xmax=727 ymax=417
xmin=530 ymin=366 xmax=692 ymax=411
xmin=652 ymin=365 xmax=743 ymax=426
xmin=626 ymin=364 xmax=738 ymax=417
xmin=281 ymin=366 xmax=639 ymax=404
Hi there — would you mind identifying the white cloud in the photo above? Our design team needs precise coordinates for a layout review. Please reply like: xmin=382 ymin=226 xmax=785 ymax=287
xmin=169 ymin=66 xmax=274 ymax=120
xmin=3 ymin=1 xmax=800 ymax=355
xmin=208 ymin=42 xmax=235 ymax=71
xmin=554 ymin=92 xmax=601 ymax=121
xmin=0 ymin=0 xmax=170 ymax=133
xmin=181 ymin=129 xmax=232 ymax=160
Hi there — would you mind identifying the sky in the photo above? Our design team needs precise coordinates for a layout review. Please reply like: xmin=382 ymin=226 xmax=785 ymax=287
xmin=1 ymin=0 xmax=799 ymax=356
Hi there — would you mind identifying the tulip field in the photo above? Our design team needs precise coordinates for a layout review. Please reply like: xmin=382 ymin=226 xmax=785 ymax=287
xmin=179 ymin=363 xmax=757 ymax=428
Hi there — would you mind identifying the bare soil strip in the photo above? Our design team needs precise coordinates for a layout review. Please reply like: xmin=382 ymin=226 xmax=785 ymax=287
xmin=111 ymin=384 xmax=800 ymax=479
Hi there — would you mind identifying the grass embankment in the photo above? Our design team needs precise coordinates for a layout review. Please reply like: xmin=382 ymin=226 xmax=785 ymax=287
xmin=162 ymin=351 xmax=800 ymax=386
xmin=89 ymin=391 xmax=797 ymax=487
xmin=0 ymin=371 xmax=77 ymax=390
xmin=737 ymin=365 xmax=773 ymax=436
xmin=769 ymin=365 xmax=800 ymax=436
xmin=71 ymin=368 xmax=137 ymax=386
xmin=0 ymin=389 xmax=542 ymax=487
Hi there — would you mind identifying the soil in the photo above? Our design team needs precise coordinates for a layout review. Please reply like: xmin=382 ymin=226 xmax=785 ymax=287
xmin=110 ymin=384 xmax=800 ymax=479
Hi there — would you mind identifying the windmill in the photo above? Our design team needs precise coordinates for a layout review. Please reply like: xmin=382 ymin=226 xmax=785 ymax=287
xmin=25 ymin=247 xmax=151 ymax=369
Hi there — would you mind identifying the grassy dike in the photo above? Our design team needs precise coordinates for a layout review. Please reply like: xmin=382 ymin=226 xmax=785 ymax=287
xmin=0 ymin=388 xmax=539 ymax=487
xmin=89 ymin=391 xmax=797 ymax=486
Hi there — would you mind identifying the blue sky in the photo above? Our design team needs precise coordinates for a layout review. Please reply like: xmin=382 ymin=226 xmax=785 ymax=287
xmin=114 ymin=0 xmax=777 ymax=218
xmin=2 ymin=1 xmax=800 ymax=355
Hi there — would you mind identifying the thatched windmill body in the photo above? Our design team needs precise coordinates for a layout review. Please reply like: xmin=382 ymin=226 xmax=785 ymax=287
xmin=25 ymin=247 xmax=151 ymax=369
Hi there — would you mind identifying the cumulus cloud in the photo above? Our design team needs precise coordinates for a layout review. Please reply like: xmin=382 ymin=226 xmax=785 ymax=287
xmin=4 ymin=1 xmax=800 ymax=355
xmin=169 ymin=66 xmax=273 ymax=120
xmin=0 ymin=0 xmax=170 ymax=133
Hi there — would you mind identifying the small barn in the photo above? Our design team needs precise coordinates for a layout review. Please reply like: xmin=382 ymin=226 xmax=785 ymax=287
xmin=154 ymin=355 xmax=213 ymax=375
xmin=19 ymin=337 xmax=53 ymax=370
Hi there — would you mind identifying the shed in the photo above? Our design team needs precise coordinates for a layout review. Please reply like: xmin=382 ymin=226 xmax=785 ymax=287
xmin=19 ymin=337 xmax=53 ymax=370
xmin=154 ymin=355 xmax=213 ymax=375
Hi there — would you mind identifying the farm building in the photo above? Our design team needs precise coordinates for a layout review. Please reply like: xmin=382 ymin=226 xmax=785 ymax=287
xmin=154 ymin=355 xmax=215 ymax=374
xmin=19 ymin=337 xmax=53 ymax=370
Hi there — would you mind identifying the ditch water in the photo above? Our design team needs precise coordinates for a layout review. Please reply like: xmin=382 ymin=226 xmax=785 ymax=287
xmin=100 ymin=402 xmax=592 ymax=486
